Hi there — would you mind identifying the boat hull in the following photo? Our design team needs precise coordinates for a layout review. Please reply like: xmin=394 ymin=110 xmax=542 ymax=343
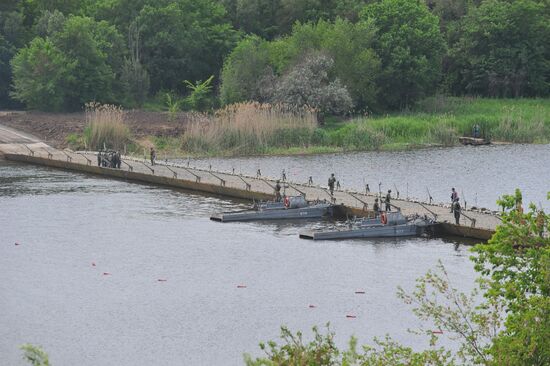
xmin=299 ymin=218 xmax=432 ymax=240
xmin=211 ymin=203 xmax=333 ymax=222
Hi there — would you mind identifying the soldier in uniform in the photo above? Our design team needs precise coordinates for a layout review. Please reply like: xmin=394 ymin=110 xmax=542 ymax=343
xmin=373 ymin=198 xmax=380 ymax=217
xmin=97 ymin=151 xmax=102 ymax=167
xmin=116 ymin=151 xmax=121 ymax=168
xmin=453 ymin=198 xmax=461 ymax=224
xmin=385 ymin=189 xmax=392 ymax=211
xmin=150 ymin=147 xmax=156 ymax=166
xmin=274 ymin=180 xmax=282 ymax=202
xmin=451 ymin=188 xmax=458 ymax=212
xmin=328 ymin=173 xmax=336 ymax=195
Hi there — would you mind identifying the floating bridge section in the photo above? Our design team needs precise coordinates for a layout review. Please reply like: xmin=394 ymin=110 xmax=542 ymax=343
xmin=0 ymin=126 xmax=501 ymax=240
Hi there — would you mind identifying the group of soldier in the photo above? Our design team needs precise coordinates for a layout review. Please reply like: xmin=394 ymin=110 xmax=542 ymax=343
xmin=97 ymin=150 xmax=122 ymax=169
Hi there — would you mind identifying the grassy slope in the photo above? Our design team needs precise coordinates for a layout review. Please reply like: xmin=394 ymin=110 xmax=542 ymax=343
xmin=324 ymin=97 xmax=550 ymax=151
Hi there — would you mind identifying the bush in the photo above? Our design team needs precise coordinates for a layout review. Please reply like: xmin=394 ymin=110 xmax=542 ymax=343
xmin=83 ymin=103 xmax=130 ymax=150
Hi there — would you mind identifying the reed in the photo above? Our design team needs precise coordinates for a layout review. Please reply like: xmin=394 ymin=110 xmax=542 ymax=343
xmin=83 ymin=102 xmax=131 ymax=150
xmin=181 ymin=102 xmax=317 ymax=154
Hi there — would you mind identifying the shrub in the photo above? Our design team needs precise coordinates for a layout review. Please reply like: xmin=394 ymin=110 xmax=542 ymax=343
xmin=83 ymin=102 xmax=130 ymax=150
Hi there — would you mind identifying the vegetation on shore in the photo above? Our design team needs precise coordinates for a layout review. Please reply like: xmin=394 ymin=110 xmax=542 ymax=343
xmin=67 ymin=97 xmax=550 ymax=157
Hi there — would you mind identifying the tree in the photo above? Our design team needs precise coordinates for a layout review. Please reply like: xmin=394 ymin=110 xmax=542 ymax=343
xmin=137 ymin=0 xmax=239 ymax=94
xmin=120 ymin=19 xmax=149 ymax=107
xmin=447 ymin=0 xmax=550 ymax=97
xmin=472 ymin=189 xmax=550 ymax=364
xmin=361 ymin=0 xmax=446 ymax=109
xmin=20 ymin=344 xmax=50 ymax=366
xmin=219 ymin=35 xmax=273 ymax=105
xmin=273 ymin=53 xmax=353 ymax=115
xmin=0 ymin=34 xmax=17 ymax=107
xmin=51 ymin=16 xmax=125 ymax=107
xmin=32 ymin=9 xmax=65 ymax=37
xmin=283 ymin=19 xmax=380 ymax=111
xmin=10 ymin=36 xmax=74 ymax=110
xmin=183 ymin=75 xmax=215 ymax=111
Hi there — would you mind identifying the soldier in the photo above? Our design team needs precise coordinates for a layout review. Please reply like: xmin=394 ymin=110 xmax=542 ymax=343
xmin=274 ymin=180 xmax=282 ymax=202
xmin=116 ymin=151 xmax=121 ymax=168
xmin=373 ymin=198 xmax=380 ymax=217
xmin=97 ymin=151 xmax=102 ymax=167
xmin=150 ymin=147 xmax=156 ymax=166
xmin=385 ymin=189 xmax=392 ymax=211
xmin=453 ymin=198 xmax=461 ymax=225
xmin=365 ymin=184 xmax=370 ymax=194
xmin=328 ymin=173 xmax=336 ymax=195
xmin=450 ymin=188 xmax=458 ymax=212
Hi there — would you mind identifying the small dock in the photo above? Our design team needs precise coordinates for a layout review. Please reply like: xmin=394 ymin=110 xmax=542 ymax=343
xmin=0 ymin=126 xmax=501 ymax=240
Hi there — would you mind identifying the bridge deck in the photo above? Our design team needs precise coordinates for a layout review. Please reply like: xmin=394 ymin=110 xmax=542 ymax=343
xmin=0 ymin=133 xmax=500 ymax=240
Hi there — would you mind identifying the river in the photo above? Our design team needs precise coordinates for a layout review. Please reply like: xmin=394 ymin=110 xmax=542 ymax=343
xmin=1 ymin=144 xmax=548 ymax=365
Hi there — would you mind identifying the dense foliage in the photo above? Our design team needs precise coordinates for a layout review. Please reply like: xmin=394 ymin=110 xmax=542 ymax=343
xmin=1 ymin=0 xmax=549 ymax=111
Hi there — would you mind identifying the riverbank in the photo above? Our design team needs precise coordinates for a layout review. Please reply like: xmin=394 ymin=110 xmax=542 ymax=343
xmin=1 ymin=97 xmax=548 ymax=157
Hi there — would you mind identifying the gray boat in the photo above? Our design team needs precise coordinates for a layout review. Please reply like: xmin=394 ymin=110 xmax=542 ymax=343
xmin=299 ymin=212 xmax=435 ymax=240
xmin=210 ymin=196 xmax=334 ymax=222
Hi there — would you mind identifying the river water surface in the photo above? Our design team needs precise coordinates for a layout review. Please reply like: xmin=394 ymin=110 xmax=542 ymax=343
xmin=1 ymin=144 xmax=548 ymax=365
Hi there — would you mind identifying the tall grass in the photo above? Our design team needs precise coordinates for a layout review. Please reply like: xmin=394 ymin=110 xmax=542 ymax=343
xmin=182 ymin=102 xmax=317 ymax=154
xmin=339 ymin=97 xmax=550 ymax=149
xmin=84 ymin=102 xmax=131 ymax=150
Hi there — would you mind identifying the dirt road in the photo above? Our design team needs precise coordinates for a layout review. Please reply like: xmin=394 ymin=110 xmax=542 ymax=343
xmin=0 ymin=110 xmax=191 ymax=148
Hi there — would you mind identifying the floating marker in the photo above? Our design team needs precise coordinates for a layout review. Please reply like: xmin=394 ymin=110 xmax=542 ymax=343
xmin=354 ymin=290 xmax=365 ymax=294
xmin=157 ymin=279 xmax=167 ymax=282
xmin=91 ymin=262 xmax=96 ymax=267
xmin=102 ymin=272 xmax=111 ymax=276
xmin=346 ymin=314 xmax=357 ymax=319
xmin=308 ymin=304 xmax=316 ymax=308
xmin=237 ymin=285 xmax=247 ymax=288
xmin=15 ymin=242 xmax=20 ymax=246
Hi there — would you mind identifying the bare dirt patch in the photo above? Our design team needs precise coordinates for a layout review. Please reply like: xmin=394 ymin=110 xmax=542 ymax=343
xmin=0 ymin=110 xmax=193 ymax=148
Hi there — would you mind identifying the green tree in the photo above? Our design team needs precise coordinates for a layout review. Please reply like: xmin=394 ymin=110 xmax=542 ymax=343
xmin=0 ymin=34 xmax=17 ymax=107
xmin=219 ymin=35 xmax=272 ymax=105
xmin=120 ymin=19 xmax=149 ymax=107
xmin=50 ymin=15 xmax=125 ymax=107
xmin=183 ymin=75 xmax=215 ymax=111
xmin=10 ymin=36 xmax=74 ymax=110
xmin=361 ymin=0 xmax=446 ymax=109
xmin=472 ymin=189 xmax=550 ymax=364
xmin=447 ymin=0 xmax=550 ymax=97
xmin=20 ymin=344 xmax=50 ymax=366
xmin=283 ymin=19 xmax=380 ymax=111
xmin=137 ymin=0 xmax=239 ymax=94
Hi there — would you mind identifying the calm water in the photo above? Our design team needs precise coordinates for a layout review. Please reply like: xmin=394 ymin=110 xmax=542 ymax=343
xmin=184 ymin=144 xmax=550 ymax=210
xmin=1 ymin=144 xmax=548 ymax=365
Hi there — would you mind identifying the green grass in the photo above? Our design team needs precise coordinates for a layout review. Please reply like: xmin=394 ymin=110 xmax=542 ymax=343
xmin=332 ymin=97 xmax=550 ymax=150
